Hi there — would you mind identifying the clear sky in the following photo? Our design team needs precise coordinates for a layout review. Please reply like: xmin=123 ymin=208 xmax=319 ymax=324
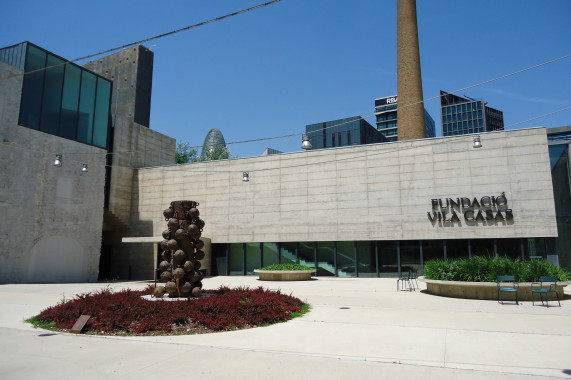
xmin=2 ymin=0 xmax=570 ymax=158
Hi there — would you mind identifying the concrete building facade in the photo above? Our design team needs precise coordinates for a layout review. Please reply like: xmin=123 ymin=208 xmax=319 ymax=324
xmin=119 ymin=127 xmax=558 ymax=279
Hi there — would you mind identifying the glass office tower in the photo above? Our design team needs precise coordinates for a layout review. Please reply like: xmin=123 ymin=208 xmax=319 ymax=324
xmin=305 ymin=116 xmax=386 ymax=150
xmin=440 ymin=90 xmax=504 ymax=137
xmin=374 ymin=95 xmax=435 ymax=142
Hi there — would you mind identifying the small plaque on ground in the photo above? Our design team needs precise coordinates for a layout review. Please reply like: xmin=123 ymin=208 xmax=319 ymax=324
xmin=70 ymin=315 xmax=90 ymax=334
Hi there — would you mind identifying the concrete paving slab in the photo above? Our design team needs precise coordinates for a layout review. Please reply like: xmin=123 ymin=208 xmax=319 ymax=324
xmin=1 ymin=276 xmax=570 ymax=379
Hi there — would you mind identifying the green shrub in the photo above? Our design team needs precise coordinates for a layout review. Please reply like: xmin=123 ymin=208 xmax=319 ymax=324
xmin=259 ymin=263 xmax=314 ymax=271
xmin=424 ymin=255 xmax=570 ymax=282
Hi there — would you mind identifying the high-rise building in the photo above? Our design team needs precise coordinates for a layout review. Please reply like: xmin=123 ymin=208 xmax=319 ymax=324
xmin=305 ymin=116 xmax=386 ymax=150
xmin=440 ymin=90 xmax=504 ymax=136
xmin=374 ymin=95 xmax=435 ymax=142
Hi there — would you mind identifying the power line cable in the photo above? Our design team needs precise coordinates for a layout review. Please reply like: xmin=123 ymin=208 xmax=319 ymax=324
xmin=1 ymin=0 xmax=283 ymax=80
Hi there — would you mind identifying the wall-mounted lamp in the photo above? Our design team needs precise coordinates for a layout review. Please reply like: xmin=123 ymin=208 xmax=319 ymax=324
xmin=242 ymin=172 xmax=249 ymax=182
xmin=81 ymin=164 xmax=88 ymax=173
xmin=473 ymin=136 xmax=482 ymax=149
xmin=54 ymin=154 xmax=62 ymax=167
xmin=301 ymin=135 xmax=312 ymax=150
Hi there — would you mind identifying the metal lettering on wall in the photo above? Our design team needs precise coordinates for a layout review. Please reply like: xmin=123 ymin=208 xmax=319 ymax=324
xmin=427 ymin=193 xmax=513 ymax=226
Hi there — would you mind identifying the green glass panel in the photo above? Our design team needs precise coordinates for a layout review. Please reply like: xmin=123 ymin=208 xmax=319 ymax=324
xmin=262 ymin=243 xmax=278 ymax=267
xmin=78 ymin=71 xmax=96 ymax=144
xmin=524 ymin=238 xmax=546 ymax=260
xmin=60 ymin=64 xmax=81 ymax=139
xmin=245 ymin=243 xmax=260 ymax=275
xmin=379 ymin=241 xmax=398 ymax=278
xmin=298 ymin=242 xmax=315 ymax=268
xmin=336 ymin=241 xmax=355 ymax=277
xmin=446 ymin=239 xmax=469 ymax=260
xmin=229 ymin=243 xmax=243 ymax=275
xmin=400 ymin=240 xmax=421 ymax=274
xmin=470 ymin=239 xmax=495 ymax=257
xmin=19 ymin=45 xmax=46 ymax=129
xmin=421 ymin=240 xmax=444 ymax=275
xmin=280 ymin=242 xmax=297 ymax=264
xmin=39 ymin=54 xmax=64 ymax=135
xmin=496 ymin=238 xmax=522 ymax=260
xmin=317 ymin=242 xmax=335 ymax=276
xmin=92 ymin=78 xmax=111 ymax=148
xmin=356 ymin=241 xmax=376 ymax=277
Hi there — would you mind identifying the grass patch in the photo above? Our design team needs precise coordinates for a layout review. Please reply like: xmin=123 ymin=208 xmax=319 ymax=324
xmin=25 ymin=286 xmax=310 ymax=336
xmin=424 ymin=256 xmax=570 ymax=282
xmin=259 ymin=263 xmax=314 ymax=271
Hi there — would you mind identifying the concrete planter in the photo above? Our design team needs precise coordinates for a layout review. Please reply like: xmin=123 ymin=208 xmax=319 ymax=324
xmin=254 ymin=269 xmax=315 ymax=281
xmin=420 ymin=276 xmax=568 ymax=301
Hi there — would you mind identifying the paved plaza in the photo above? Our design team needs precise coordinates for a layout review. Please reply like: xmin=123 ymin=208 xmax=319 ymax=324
xmin=1 ymin=276 xmax=570 ymax=379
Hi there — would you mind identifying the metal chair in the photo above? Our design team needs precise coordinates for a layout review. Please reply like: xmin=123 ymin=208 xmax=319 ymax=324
xmin=397 ymin=270 xmax=417 ymax=291
xmin=531 ymin=276 xmax=561 ymax=307
xmin=497 ymin=275 xmax=519 ymax=305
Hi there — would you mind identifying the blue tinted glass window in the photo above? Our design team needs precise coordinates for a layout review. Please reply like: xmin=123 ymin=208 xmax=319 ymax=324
xmin=19 ymin=45 xmax=46 ymax=129
xmin=77 ymin=71 xmax=96 ymax=144
xmin=92 ymin=78 xmax=111 ymax=148
xmin=39 ymin=54 xmax=64 ymax=135
xmin=60 ymin=64 xmax=81 ymax=140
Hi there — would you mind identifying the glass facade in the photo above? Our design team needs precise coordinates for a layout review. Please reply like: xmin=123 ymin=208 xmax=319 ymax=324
xmin=305 ymin=116 xmax=385 ymax=150
xmin=7 ymin=42 xmax=112 ymax=149
xmin=374 ymin=95 xmax=435 ymax=142
xmin=215 ymin=238 xmax=550 ymax=277
xmin=440 ymin=90 xmax=504 ymax=137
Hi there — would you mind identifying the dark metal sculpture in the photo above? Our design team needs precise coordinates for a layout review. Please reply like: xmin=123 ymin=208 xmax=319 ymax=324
xmin=154 ymin=200 xmax=205 ymax=298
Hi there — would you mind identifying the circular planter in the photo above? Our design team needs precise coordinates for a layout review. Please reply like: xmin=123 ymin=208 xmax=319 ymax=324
xmin=254 ymin=269 xmax=315 ymax=281
xmin=420 ymin=276 xmax=568 ymax=301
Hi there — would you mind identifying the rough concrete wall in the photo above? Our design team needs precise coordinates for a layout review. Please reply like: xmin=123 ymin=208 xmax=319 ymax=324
xmin=130 ymin=128 xmax=557 ymax=248
xmin=0 ymin=62 xmax=106 ymax=283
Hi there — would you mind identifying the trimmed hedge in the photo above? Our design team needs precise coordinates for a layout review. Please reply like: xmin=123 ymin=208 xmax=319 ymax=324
xmin=424 ymin=256 xmax=570 ymax=282
xmin=259 ymin=263 xmax=314 ymax=271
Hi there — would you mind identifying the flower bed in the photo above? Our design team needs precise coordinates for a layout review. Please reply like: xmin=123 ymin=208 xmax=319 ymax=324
xmin=26 ymin=286 xmax=309 ymax=335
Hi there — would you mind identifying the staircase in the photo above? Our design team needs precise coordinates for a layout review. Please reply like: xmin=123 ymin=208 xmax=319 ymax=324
xmin=280 ymin=247 xmax=353 ymax=277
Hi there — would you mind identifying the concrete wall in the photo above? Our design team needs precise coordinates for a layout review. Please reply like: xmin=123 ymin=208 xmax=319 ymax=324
xmin=129 ymin=128 xmax=557 ymax=248
xmin=0 ymin=62 xmax=107 ymax=283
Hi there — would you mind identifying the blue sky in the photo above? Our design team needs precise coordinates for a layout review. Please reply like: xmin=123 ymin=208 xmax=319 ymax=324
xmin=2 ymin=0 xmax=570 ymax=158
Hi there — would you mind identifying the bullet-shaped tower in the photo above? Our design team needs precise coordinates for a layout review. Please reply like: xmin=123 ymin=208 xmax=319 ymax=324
xmin=397 ymin=0 xmax=426 ymax=141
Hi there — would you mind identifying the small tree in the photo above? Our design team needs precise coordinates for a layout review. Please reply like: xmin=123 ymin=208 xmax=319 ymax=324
xmin=196 ymin=145 xmax=232 ymax=162
xmin=176 ymin=141 xmax=198 ymax=164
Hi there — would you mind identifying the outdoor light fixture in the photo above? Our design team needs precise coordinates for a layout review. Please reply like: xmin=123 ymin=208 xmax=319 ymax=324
xmin=54 ymin=154 xmax=62 ymax=167
xmin=473 ymin=136 xmax=482 ymax=149
xmin=301 ymin=135 xmax=312 ymax=150
xmin=242 ymin=172 xmax=249 ymax=182
xmin=81 ymin=164 xmax=88 ymax=173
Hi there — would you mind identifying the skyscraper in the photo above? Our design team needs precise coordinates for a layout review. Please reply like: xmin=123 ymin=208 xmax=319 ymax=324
xmin=375 ymin=95 xmax=435 ymax=142
xmin=440 ymin=90 xmax=504 ymax=136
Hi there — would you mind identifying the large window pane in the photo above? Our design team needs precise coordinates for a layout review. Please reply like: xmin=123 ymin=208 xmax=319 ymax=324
xmin=78 ymin=71 xmax=96 ymax=144
xmin=497 ymin=238 xmax=522 ymax=260
xmin=245 ymin=243 xmax=260 ymax=275
xmin=400 ymin=240 xmax=421 ymax=274
xmin=60 ymin=64 xmax=81 ymax=139
xmin=524 ymin=238 xmax=546 ymax=260
xmin=280 ymin=242 xmax=297 ymax=264
xmin=298 ymin=242 xmax=315 ymax=268
xmin=337 ymin=241 xmax=355 ymax=277
xmin=356 ymin=241 xmax=376 ymax=277
xmin=39 ymin=54 xmax=64 ymax=135
xmin=379 ymin=241 xmax=399 ymax=278
xmin=446 ymin=239 xmax=469 ymax=260
xmin=19 ymin=45 xmax=46 ymax=129
xmin=229 ymin=243 xmax=243 ymax=275
xmin=471 ymin=239 xmax=495 ymax=257
xmin=262 ymin=243 xmax=278 ymax=267
xmin=317 ymin=241 xmax=335 ymax=276
xmin=422 ymin=240 xmax=444 ymax=275
xmin=92 ymin=77 xmax=111 ymax=148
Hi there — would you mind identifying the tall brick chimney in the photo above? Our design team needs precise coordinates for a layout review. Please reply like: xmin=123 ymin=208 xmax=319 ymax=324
xmin=397 ymin=0 xmax=426 ymax=141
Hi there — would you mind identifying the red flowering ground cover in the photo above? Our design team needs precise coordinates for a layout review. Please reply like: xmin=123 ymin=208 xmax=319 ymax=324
xmin=29 ymin=286 xmax=308 ymax=335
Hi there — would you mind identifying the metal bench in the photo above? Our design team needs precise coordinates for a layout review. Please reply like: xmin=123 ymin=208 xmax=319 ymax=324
xmin=497 ymin=275 xmax=519 ymax=305
xmin=531 ymin=276 xmax=561 ymax=307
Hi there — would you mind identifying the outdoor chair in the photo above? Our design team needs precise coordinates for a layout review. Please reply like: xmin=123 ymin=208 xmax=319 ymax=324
xmin=397 ymin=269 xmax=417 ymax=291
xmin=497 ymin=275 xmax=519 ymax=305
xmin=531 ymin=276 xmax=561 ymax=307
